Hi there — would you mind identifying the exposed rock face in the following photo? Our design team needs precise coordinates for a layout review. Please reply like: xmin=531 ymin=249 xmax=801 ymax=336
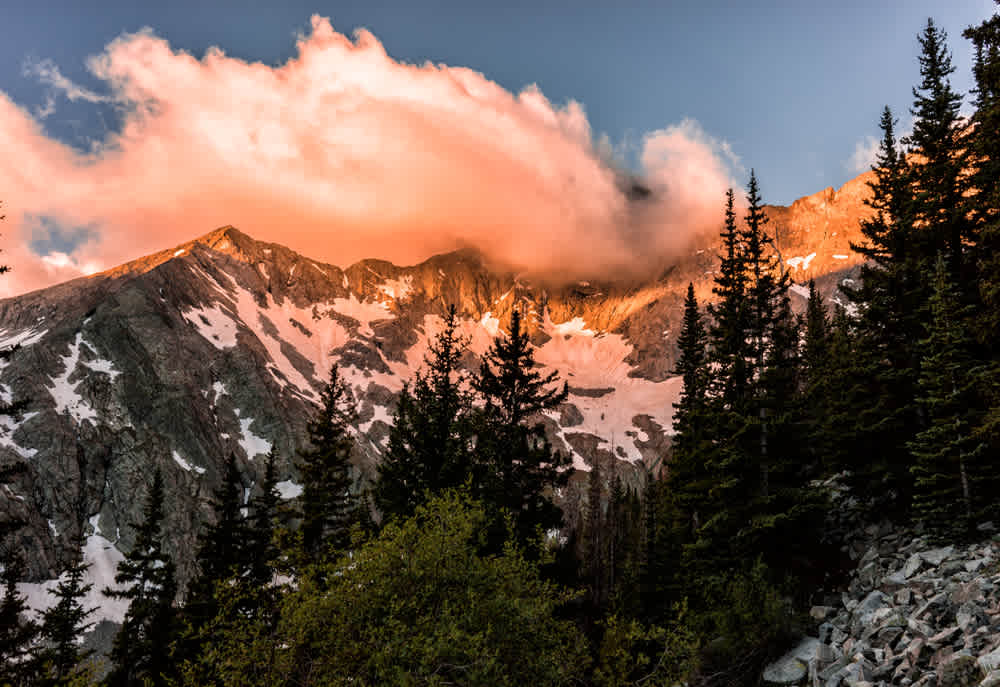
xmin=766 ymin=172 xmax=874 ymax=282
xmin=0 ymin=169 xmax=875 ymax=617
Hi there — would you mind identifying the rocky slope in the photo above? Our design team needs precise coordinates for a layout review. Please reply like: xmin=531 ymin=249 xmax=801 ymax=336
xmin=0 ymin=172 xmax=875 ymax=622
xmin=765 ymin=492 xmax=1000 ymax=687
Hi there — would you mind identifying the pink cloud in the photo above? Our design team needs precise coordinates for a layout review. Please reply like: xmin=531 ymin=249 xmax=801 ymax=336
xmin=0 ymin=16 xmax=740 ymax=297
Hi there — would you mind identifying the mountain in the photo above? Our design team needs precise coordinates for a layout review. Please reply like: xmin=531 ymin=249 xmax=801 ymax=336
xmin=0 ymin=172 xmax=874 ymax=623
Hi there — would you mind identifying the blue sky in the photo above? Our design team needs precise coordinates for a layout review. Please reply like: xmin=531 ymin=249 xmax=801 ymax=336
xmin=0 ymin=1 xmax=995 ymax=294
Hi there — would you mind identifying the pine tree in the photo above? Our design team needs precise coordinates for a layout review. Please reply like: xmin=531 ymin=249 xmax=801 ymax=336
xmin=0 ymin=546 xmax=41 ymax=686
xmin=191 ymin=454 xmax=247 ymax=595
xmin=964 ymin=3 xmax=1000 ymax=464
xmin=176 ymin=454 xmax=248 ymax=677
xmin=802 ymin=280 xmax=829 ymax=383
xmin=103 ymin=469 xmax=178 ymax=687
xmin=707 ymin=188 xmax=750 ymax=409
xmin=965 ymin=4 xmax=1000 ymax=344
xmin=473 ymin=307 xmax=570 ymax=547
xmin=297 ymin=364 xmax=356 ymax=560
xmin=376 ymin=305 xmax=475 ymax=521
xmin=666 ymin=284 xmax=713 ymax=544
xmin=908 ymin=256 xmax=987 ymax=537
xmin=905 ymin=19 xmax=972 ymax=285
xmin=582 ymin=455 xmax=606 ymax=607
xmin=247 ymin=448 xmax=281 ymax=587
xmin=841 ymin=106 xmax=922 ymax=509
xmin=39 ymin=534 xmax=95 ymax=685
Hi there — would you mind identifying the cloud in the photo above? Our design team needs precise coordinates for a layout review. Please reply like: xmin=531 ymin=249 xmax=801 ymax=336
xmin=0 ymin=16 xmax=741 ymax=297
xmin=847 ymin=135 xmax=879 ymax=175
xmin=23 ymin=58 xmax=111 ymax=105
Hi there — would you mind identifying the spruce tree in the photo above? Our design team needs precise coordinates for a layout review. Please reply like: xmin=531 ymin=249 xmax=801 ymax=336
xmin=965 ymin=3 xmax=1000 ymax=344
xmin=908 ymin=256 xmax=987 ymax=536
xmin=964 ymin=3 xmax=1000 ymax=466
xmin=707 ymin=188 xmax=750 ymax=409
xmin=842 ymin=106 xmax=922 ymax=509
xmin=39 ymin=534 xmax=95 ymax=685
xmin=0 ymin=546 xmax=41 ymax=686
xmin=582 ymin=455 xmax=606 ymax=607
xmin=905 ymin=19 xmax=971 ymax=285
xmin=247 ymin=448 xmax=281 ymax=587
xmin=802 ymin=280 xmax=829 ymax=383
xmin=176 ymin=453 xmax=248 ymax=677
xmin=376 ymin=305 xmax=476 ymax=520
xmin=103 ymin=469 xmax=178 ymax=687
xmin=190 ymin=454 xmax=247 ymax=596
xmin=297 ymin=364 xmax=356 ymax=560
xmin=473 ymin=307 xmax=570 ymax=547
xmin=666 ymin=284 xmax=713 ymax=544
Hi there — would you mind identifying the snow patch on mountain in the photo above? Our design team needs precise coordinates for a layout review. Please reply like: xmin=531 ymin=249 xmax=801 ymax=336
xmin=0 ymin=411 xmax=38 ymax=458
xmin=536 ymin=309 xmax=680 ymax=467
xmin=790 ymin=283 xmax=811 ymax=299
xmin=276 ymin=480 xmax=303 ymax=499
xmin=377 ymin=275 xmax=414 ymax=302
xmin=18 ymin=514 xmax=129 ymax=625
xmin=183 ymin=304 xmax=239 ymax=349
xmin=173 ymin=450 xmax=206 ymax=475
xmin=234 ymin=410 xmax=272 ymax=460
xmin=47 ymin=334 xmax=98 ymax=423
xmin=0 ymin=326 xmax=47 ymax=355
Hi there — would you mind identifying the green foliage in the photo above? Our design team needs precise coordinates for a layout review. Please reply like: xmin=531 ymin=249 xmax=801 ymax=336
xmin=376 ymin=305 xmax=476 ymax=522
xmin=176 ymin=575 xmax=285 ymax=687
xmin=297 ymin=364 xmax=357 ymax=561
xmin=473 ymin=307 xmax=570 ymax=549
xmin=909 ymin=257 xmax=989 ymax=537
xmin=593 ymin=613 xmax=698 ymax=687
xmin=0 ymin=546 xmax=41 ymax=686
xmin=38 ymin=535 xmax=96 ymax=686
xmin=272 ymin=490 xmax=590 ymax=686
xmin=102 ymin=469 xmax=178 ymax=687
xmin=688 ymin=561 xmax=798 ymax=687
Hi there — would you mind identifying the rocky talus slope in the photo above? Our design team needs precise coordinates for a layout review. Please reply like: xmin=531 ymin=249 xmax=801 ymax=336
xmin=765 ymin=523 xmax=1000 ymax=687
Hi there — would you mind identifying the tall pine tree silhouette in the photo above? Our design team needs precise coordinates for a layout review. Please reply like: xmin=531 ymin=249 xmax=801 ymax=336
xmin=39 ymin=533 xmax=96 ymax=685
xmin=103 ymin=469 xmax=177 ymax=687
xmin=297 ymin=364 xmax=356 ymax=562
xmin=474 ymin=308 xmax=570 ymax=548
xmin=376 ymin=305 xmax=475 ymax=520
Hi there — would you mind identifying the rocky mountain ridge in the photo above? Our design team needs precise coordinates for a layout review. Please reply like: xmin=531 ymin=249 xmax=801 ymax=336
xmin=0 ymin=171 xmax=876 ymax=621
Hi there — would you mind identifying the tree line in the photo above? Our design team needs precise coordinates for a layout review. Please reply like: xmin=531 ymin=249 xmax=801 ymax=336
xmin=1 ymin=5 xmax=999 ymax=685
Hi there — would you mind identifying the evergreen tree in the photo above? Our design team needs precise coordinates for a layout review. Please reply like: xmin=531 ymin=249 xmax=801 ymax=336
xmin=964 ymin=3 xmax=1000 ymax=466
xmin=297 ymin=364 xmax=356 ymax=560
xmin=247 ymin=448 xmax=281 ymax=587
xmin=842 ymin=106 xmax=922 ymax=509
xmin=801 ymin=280 xmax=829 ymax=385
xmin=39 ymin=534 xmax=95 ymax=686
xmin=582 ymin=455 xmax=607 ymax=608
xmin=905 ymin=19 xmax=972 ymax=285
xmin=707 ymin=188 xmax=750 ymax=409
xmin=175 ymin=454 xmax=248 ymax=680
xmin=665 ymin=284 xmax=714 ymax=547
xmin=965 ymin=3 xmax=1000 ymax=344
xmin=376 ymin=305 xmax=475 ymax=520
xmin=0 ymin=546 xmax=41 ymax=686
xmin=473 ymin=307 xmax=571 ymax=547
xmin=190 ymin=454 xmax=247 ymax=599
xmin=908 ymin=256 xmax=987 ymax=536
xmin=103 ymin=469 xmax=178 ymax=687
